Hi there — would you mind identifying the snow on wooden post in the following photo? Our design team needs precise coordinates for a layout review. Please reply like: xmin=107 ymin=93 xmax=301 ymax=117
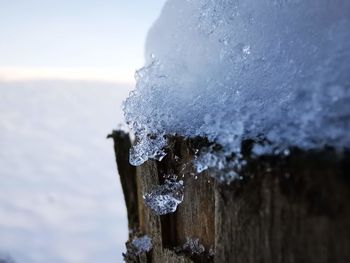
xmin=110 ymin=133 xmax=350 ymax=263
xmin=112 ymin=0 xmax=350 ymax=262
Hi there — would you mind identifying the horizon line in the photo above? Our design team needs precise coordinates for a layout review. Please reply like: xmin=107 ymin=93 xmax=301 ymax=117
xmin=0 ymin=67 xmax=136 ymax=85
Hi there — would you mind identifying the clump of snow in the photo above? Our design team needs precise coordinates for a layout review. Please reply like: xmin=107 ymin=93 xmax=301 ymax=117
xmin=124 ymin=0 xmax=350 ymax=169
xmin=129 ymin=129 xmax=167 ymax=166
xmin=131 ymin=235 xmax=153 ymax=255
xmin=143 ymin=179 xmax=184 ymax=215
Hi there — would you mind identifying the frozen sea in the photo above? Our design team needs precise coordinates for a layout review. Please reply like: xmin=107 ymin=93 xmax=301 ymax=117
xmin=0 ymin=80 xmax=131 ymax=263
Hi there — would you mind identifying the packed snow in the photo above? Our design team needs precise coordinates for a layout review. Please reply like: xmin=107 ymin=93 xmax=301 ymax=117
xmin=124 ymin=0 xmax=350 ymax=172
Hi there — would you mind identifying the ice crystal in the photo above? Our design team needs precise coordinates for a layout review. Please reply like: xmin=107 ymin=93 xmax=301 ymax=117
xmin=143 ymin=179 xmax=184 ymax=215
xmin=193 ymin=146 xmax=246 ymax=183
xmin=183 ymin=238 xmax=205 ymax=255
xmin=131 ymin=235 xmax=153 ymax=255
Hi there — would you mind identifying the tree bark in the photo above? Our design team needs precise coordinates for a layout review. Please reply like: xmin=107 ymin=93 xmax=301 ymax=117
xmin=109 ymin=132 xmax=350 ymax=263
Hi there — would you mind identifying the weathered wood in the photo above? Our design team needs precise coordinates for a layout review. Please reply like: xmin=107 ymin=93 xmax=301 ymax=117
xmin=136 ymin=137 xmax=215 ymax=262
xmin=107 ymin=130 xmax=139 ymax=233
xmin=214 ymin=150 xmax=350 ymax=263
xmin=111 ymin=132 xmax=350 ymax=263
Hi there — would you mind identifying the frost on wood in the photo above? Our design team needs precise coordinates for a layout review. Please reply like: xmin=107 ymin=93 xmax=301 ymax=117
xmin=124 ymin=0 xmax=350 ymax=172
xmin=143 ymin=179 xmax=184 ymax=215
xmin=193 ymin=146 xmax=245 ymax=184
xmin=124 ymin=235 xmax=153 ymax=259
xmin=182 ymin=238 xmax=206 ymax=255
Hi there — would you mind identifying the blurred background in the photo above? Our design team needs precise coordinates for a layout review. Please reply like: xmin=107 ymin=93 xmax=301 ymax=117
xmin=0 ymin=1 xmax=166 ymax=262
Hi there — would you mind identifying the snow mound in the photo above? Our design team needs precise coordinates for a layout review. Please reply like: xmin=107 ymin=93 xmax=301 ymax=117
xmin=124 ymin=0 xmax=350 ymax=166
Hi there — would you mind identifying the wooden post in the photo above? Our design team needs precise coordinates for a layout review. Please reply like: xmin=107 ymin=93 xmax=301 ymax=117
xmin=109 ymin=132 xmax=350 ymax=263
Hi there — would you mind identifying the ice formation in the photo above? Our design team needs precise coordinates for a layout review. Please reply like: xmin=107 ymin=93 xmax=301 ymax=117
xmin=131 ymin=235 xmax=153 ymax=255
xmin=124 ymin=0 xmax=350 ymax=168
xmin=143 ymin=179 xmax=184 ymax=215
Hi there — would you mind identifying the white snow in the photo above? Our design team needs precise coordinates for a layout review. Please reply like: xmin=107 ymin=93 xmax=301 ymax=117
xmin=124 ymin=0 xmax=350 ymax=168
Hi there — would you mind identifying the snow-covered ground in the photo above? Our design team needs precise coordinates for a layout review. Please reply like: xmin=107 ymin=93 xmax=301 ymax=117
xmin=0 ymin=80 xmax=131 ymax=262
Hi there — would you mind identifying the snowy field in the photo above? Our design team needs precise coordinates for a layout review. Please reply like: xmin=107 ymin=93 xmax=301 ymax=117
xmin=0 ymin=80 xmax=131 ymax=262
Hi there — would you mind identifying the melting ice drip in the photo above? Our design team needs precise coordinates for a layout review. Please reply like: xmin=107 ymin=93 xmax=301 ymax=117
xmin=143 ymin=179 xmax=184 ymax=215
xmin=124 ymin=0 xmax=350 ymax=181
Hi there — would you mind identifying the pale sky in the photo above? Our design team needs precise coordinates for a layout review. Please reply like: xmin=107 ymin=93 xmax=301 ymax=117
xmin=0 ymin=0 xmax=167 ymax=83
